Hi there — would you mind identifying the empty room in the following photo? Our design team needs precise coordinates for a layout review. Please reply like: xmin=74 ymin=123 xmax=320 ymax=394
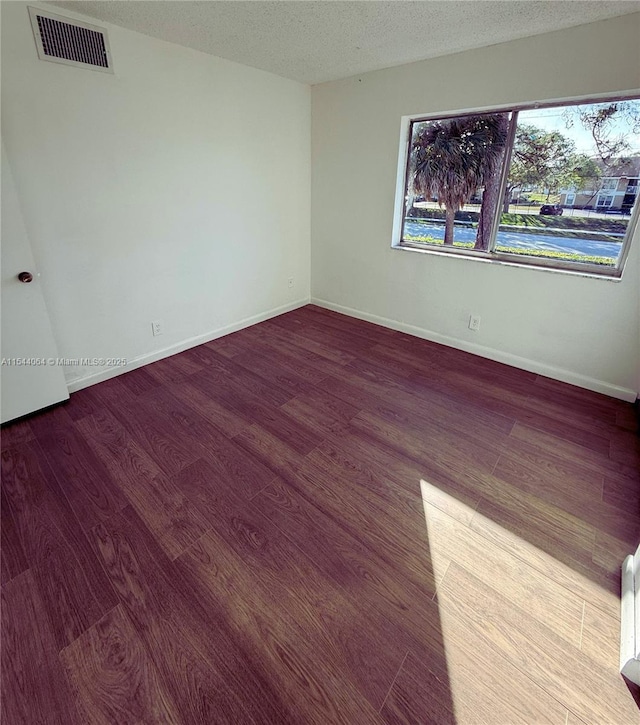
xmin=2 ymin=1 xmax=640 ymax=723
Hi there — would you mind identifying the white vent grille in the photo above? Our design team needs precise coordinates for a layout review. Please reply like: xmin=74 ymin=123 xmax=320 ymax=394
xmin=28 ymin=7 xmax=113 ymax=73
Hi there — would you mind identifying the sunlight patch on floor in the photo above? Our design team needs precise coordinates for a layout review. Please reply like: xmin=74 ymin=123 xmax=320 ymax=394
xmin=418 ymin=477 xmax=623 ymax=724
xmin=419 ymin=478 xmax=618 ymax=616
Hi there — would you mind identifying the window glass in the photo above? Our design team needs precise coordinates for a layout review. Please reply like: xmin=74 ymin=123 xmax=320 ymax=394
xmin=497 ymin=101 xmax=640 ymax=270
xmin=397 ymin=97 xmax=640 ymax=276
xmin=404 ymin=112 xmax=511 ymax=252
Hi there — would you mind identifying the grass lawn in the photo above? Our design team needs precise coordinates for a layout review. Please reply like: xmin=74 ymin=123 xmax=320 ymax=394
xmin=403 ymin=234 xmax=615 ymax=266
xmin=500 ymin=213 xmax=626 ymax=236
xmin=526 ymin=192 xmax=561 ymax=205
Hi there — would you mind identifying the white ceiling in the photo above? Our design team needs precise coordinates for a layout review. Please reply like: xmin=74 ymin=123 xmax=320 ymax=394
xmin=51 ymin=1 xmax=640 ymax=85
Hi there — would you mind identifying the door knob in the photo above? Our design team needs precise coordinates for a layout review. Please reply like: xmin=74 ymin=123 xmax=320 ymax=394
xmin=18 ymin=271 xmax=33 ymax=283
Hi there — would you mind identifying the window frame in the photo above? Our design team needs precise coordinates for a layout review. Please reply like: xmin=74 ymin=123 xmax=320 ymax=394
xmin=391 ymin=93 xmax=640 ymax=280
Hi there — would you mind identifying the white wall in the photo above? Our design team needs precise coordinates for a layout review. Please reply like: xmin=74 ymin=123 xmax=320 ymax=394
xmin=311 ymin=14 xmax=640 ymax=400
xmin=3 ymin=4 xmax=639 ymax=400
xmin=1 ymin=2 xmax=310 ymax=390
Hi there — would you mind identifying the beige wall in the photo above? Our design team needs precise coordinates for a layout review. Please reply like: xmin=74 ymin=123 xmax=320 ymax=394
xmin=2 ymin=2 xmax=311 ymax=390
xmin=311 ymin=13 xmax=640 ymax=400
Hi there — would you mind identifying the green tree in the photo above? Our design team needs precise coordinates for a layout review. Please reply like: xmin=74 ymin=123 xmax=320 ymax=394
xmin=410 ymin=114 xmax=508 ymax=246
xmin=563 ymin=101 xmax=639 ymax=209
xmin=504 ymin=125 xmax=576 ymax=210
xmin=554 ymin=153 xmax=601 ymax=196
xmin=476 ymin=113 xmax=510 ymax=250
xmin=564 ymin=101 xmax=640 ymax=170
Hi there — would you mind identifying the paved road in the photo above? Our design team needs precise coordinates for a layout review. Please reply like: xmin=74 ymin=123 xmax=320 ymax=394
xmin=404 ymin=219 xmax=622 ymax=261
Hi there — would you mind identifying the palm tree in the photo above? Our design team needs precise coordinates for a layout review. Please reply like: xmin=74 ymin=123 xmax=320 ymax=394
xmin=410 ymin=114 xmax=508 ymax=248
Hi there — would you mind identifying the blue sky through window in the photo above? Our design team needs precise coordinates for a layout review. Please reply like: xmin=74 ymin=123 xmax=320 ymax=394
xmin=519 ymin=102 xmax=640 ymax=156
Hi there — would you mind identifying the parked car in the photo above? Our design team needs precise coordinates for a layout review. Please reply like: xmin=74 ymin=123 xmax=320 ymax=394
xmin=539 ymin=204 xmax=563 ymax=216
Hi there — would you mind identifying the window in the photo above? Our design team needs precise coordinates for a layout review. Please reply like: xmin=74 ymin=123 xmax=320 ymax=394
xmin=393 ymin=97 xmax=640 ymax=278
xmin=597 ymin=194 xmax=615 ymax=208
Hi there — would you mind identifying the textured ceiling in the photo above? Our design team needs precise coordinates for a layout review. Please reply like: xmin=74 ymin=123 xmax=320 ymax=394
xmin=51 ymin=1 xmax=640 ymax=85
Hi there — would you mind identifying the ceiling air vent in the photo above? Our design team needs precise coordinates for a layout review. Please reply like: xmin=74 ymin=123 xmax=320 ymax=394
xmin=28 ymin=7 xmax=113 ymax=73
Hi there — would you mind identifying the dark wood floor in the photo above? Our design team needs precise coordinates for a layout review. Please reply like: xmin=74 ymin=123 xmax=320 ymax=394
xmin=2 ymin=304 xmax=639 ymax=724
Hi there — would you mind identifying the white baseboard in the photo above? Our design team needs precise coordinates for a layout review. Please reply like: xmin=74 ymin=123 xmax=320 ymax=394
xmin=311 ymin=297 xmax=637 ymax=402
xmin=66 ymin=298 xmax=310 ymax=393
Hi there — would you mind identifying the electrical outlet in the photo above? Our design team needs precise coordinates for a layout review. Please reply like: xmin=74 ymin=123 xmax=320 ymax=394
xmin=288 ymin=277 xmax=294 ymax=289
xmin=468 ymin=314 xmax=481 ymax=332
xmin=151 ymin=320 xmax=163 ymax=336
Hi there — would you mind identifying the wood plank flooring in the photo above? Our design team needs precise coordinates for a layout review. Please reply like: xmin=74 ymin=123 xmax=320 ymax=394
xmin=2 ymin=304 xmax=639 ymax=724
